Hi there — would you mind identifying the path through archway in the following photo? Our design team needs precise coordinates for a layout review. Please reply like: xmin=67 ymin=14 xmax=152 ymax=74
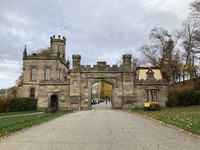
xmin=91 ymin=82 xmax=113 ymax=110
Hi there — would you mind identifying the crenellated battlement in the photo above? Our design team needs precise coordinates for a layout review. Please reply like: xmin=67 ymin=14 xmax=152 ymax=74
xmin=123 ymin=54 xmax=132 ymax=59
xmin=72 ymin=54 xmax=81 ymax=59
xmin=50 ymin=35 xmax=66 ymax=44
xmin=26 ymin=55 xmax=58 ymax=59
xmin=50 ymin=35 xmax=66 ymax=58
xmin=134 ymin=78 xmax=168 ymax=84
xmin=77 ymin=62 xmax=124 ymax=72
xmin=25 ymin=55 xmax=69 ymax=68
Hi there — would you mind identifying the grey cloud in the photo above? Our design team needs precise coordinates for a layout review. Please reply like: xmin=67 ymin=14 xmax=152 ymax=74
xmin=0 ymin=0 xmax=194 ymax=88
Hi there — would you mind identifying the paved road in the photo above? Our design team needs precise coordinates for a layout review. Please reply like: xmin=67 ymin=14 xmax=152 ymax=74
xmin=92 ymin=101 xmax=112 ymax=110
xmin=0 ymin=103 xmax=199 ymax=150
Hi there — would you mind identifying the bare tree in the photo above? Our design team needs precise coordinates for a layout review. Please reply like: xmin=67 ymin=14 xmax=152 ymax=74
xmin=138 ymin=44 xmax=159 ymax=67
xmin=131 ymin=56 xmax=146 ymax=70
xmin=149 ymin=27 xmax=181 ymax=90
xmin=181 ymin=0 xmax=200 ymax=83
xmin=190 ymin=1 xmax=200 ymax=19
xmin=29 ymin=46 xmax=51 ymax=56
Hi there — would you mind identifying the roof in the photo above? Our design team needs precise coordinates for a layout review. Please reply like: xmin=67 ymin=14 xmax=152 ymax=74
xmin=135 ymin=67 xmax=161 ymax=70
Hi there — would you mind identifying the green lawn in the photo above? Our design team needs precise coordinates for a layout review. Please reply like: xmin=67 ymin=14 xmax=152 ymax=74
xmin=0 ymin=110 xmax=73 ymax=138
xmin=132 ymin=105 xmax=200 ymax=135
xmin=0 ymin=111 xmax=43 ymax=116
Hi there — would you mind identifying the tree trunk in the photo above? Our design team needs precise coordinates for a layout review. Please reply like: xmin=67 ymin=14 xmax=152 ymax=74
xmin=183 ymin=65 xmax=186 ymax=85
xmin=170 ymin=66 xmax=176 ymax=90
xmin=193 ymin=67 xmax=197 ymax=82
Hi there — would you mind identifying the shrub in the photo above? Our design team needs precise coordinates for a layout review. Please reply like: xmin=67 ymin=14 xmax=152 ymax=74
xmin=0 ymin=97 xmax=38 ymax=112
xmin=194 ymin=79 xmax=200 ymax=90
xmin=0 ymin=99 xmax=10 ymax=112
xmin=150 ymin=102 xmax=161 ymax=111
xmin=44 ymin=108 xmax=58 ymax=113
xmin=166 ymin=91 xmax=179 ymax=107
xmin=166 ymin=89 xmax=200 ymax=107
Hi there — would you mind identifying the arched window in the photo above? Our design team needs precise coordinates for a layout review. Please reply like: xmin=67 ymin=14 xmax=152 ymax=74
xmin=147 ymin=91 xmax=157 ymax=102
xmin=45 ymin=68 xmax=50 ymax=80
xmin=30 ymin=88 xmax=35 ymax=98
xmin=55 ymin=44 xmax=58 ymax=50
xmin=31 ymin=68 xmax=36 ymax=80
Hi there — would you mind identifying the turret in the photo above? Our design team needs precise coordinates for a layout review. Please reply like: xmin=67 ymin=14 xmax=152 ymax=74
xmin=66 ymin=57 xmax=70 ymax=69
xmin=50 ymin=35 xmax=66 ymax=58
xmin=123 ymin=54 xmax=132 ymax=70
xmin=22 ymin=45 xmax=27 ymax=71
xmin=72 ymin=54 xmax=81 ymax=70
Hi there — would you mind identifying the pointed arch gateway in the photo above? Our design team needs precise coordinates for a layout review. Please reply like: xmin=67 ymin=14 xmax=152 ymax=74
xmin=68 ymin=55 xmax=135 ymax=110
xmin=88 ymin=78 xmax=115 ymax=109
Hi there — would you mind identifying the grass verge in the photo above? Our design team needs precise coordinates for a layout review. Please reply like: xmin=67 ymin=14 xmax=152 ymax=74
xmin=0 ymin=110 xmax=73 ymax=139
xmin=132 ymin=105 xmax=200 ymax=135
xmin=0 ymin=111 xmax=43 ymax=117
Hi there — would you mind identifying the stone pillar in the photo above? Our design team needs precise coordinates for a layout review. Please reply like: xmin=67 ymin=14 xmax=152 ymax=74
xmin=153 ymin=91 xmax=154 ymax=102
xmin=149 ymin=91 xmax=150 ymax=103
xmin=69 ymin=54 xmax=82 ymax=110
xmin=122 ymin=54 xmax=134 ymax=109
xmin=156 ymin=90 xmax=158 ymax=102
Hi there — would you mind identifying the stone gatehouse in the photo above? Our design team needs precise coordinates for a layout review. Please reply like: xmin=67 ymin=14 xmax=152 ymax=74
xmin=18 ymin=35 xmax=168 ymax=110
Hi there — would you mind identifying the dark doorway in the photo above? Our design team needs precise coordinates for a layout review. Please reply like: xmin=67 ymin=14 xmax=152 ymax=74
xmin=50 ymin=95 xmax=58 ymax=109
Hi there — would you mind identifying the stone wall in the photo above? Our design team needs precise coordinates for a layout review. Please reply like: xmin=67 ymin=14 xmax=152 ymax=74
xmin=37 ymin=80 xmax=70 ymax=110
xmin=23 ymin=56 xmax=68 ymax=84
xmin=18 ymin=53 xmax=70 ymax=110
xmin=133 ymin=78 xmax=168 ymax=108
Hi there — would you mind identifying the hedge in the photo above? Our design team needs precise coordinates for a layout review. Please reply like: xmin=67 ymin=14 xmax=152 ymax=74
xmin=166 ymin=89 xmax=200 ymax=107
xmin=0 ymin=97 xmax=37 ymax=112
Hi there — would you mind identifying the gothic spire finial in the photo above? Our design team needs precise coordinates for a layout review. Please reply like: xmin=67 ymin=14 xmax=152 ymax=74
xmin=23 ymin=45 xmax=27 ymax=58
xmin=67 ymin=57 xmax=70 ymax=68
xmin=24 ymin=45 xmax=26 ymax=51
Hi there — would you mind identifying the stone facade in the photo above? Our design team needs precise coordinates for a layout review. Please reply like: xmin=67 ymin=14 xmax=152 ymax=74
xmin=133 ymin=67 xmax=168 ymax=107
xmin=18 ymin=35 xmax=168 ymax=110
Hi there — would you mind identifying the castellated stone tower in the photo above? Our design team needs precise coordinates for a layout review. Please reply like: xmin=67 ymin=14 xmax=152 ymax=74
xmin=72 ymin=54 xmax=81 ymax=70
xmin=123 ymin=54 xmax=132 ymax=70
xmin=50 ymin=35 xmax=66 ymax=58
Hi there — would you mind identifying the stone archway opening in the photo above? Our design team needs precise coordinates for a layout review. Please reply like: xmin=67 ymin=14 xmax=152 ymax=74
xmin=91 ymin=81 xmax=113 ymax=109
xmin=50 ymin=95 xmax=58 ymax=109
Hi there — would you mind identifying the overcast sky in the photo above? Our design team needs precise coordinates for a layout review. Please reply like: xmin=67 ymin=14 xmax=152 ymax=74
xmin=0 ymin=0 xmax=194 ymax=89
